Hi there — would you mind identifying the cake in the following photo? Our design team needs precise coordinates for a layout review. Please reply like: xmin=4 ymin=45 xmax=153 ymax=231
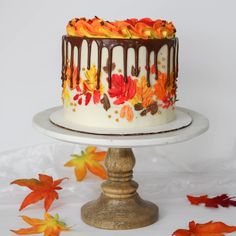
xmin=60 ymin=17 xmax=178 ymax=132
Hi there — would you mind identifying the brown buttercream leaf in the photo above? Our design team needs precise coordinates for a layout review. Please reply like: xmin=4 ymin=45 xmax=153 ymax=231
xmin=134 ymin=103 xmax=143 ymax=111
xmin=131 ymin=65 xmax=140 ymax=77
xmin=101 ymin=94 xmax=111 ymax=111
xmin=103 ymin=59 xmax=116 ymax=74
xmin=140 ymin=110 xmax=147 ymax=116
xmin=146 ymin=102 xmax=158 ymax=115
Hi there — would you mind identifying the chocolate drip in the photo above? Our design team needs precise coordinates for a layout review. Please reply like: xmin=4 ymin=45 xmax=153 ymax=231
xmin=76 ymin=42 xmax=82 ymax=85
xmin=96 ymin=40 xmax=103 ymax=89
xmin=134 ymin=46 xmax=140 ymax=76
xmin=65 ymin=39 xmax=68 ymax=64
xmin=123 ymin=46 xmax=128 ymax=82
xmin=70 ymin=45 xmax=74 ymax=88
xmin=173 ymin=40 xmax=176 ymax=83
xmin=166 ymin=45 xmax=171 ymax=87
xmin=107 ymin=47 xmax=114 ymax=88
xmin=154 ymin=51 xmax=158 ymax=80
xmin=61 ymin=36 xmax=178 ymax=90
xmin=176 ymin=38 xmax=179 ymax=77
xmin=146 ymin=49 xmax=151 ymax=86
xmin=87 ymin=40 xmax=92 ymax=69
xmin=61 ymin=36 xmax=65 ymax=86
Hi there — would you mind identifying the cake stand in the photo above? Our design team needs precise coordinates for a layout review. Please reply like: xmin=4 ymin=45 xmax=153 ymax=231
xmin=32 ymin=106 xmax=209 ymax=230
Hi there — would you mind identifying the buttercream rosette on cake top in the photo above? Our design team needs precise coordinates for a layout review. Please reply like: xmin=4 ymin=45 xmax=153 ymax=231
xmin=57 ymin=17 xmax=180 ymax=134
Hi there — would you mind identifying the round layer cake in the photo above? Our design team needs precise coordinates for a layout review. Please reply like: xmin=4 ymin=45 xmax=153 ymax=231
xmin=61 ymin=17 xmax=178 ymax=131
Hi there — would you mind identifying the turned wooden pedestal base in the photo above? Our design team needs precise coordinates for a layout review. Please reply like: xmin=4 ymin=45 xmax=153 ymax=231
xmin=81 ymin=148 xmax=159 ymax=230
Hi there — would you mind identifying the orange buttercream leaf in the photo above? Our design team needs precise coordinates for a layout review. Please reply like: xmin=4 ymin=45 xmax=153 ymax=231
xmin=11 ymin=213 xmax=70 ymax=235
xmin=11 ymin=174 xmax=68 ymax=211
xmin=64 ymin=146 xmax=107 ymax=181
xmin=120 ymin=105 xmax=134 ymax=122
xmin=172 ymin=221 xmax=236 ymax=236
xmin=131 ymin=76 xmax=154 ymax=108
xmin=154 ymin=71 xmax=167 ymax=100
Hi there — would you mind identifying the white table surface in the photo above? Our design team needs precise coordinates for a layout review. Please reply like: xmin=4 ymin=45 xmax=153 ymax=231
xmin=1 ymin=144 xmax=236 ymax=236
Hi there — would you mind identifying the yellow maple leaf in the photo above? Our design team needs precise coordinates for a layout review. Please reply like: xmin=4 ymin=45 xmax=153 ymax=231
xmin=64 ymin=146 xmax=107 ymax=181
xmin=11 ymin=213 xmax=70 ymax=236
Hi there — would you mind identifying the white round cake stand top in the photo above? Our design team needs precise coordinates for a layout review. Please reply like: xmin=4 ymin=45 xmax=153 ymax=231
xmin=32 ymin=106 xmax=209 ymax=147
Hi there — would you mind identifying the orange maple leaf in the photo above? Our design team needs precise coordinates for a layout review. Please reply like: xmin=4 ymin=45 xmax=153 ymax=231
xmin=64 ymin=146 xmax=107 ymax=181
xmin=11 ymin=212 xmax=70 ymax=235
xmin=172 ymin=221 xmax=236 ymax=236
xmin=11 ymin=174 xmax=68 ymax=211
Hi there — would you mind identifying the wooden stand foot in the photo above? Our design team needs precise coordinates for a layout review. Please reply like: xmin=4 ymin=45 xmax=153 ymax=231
xmin=81 ymin=148 xmax=159 ymax=230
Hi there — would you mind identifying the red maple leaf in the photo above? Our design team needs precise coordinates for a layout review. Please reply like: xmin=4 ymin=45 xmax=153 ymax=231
xmin=11 ymin=174 xmax=68 ymax=211
xmin=187 ymin=194 xmax=236 ymax=208
xmin=108 ymin=74 xmax=137 ymax=105
xmin=172 ymin=221 xmax=236 ymax=236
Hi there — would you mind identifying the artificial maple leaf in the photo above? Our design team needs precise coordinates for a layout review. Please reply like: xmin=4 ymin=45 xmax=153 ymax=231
xmin=172 ymin=221 xmax=236 ymax=236
xmin=11 ymin=174 xmax=67 ymax=211
xmin=64 ymin=146 xmax=107 ymax=181
xmin=187 ymin=194 xmax=236 ymax=208
xmin=11 ymin=212 xmax=70 ymax=236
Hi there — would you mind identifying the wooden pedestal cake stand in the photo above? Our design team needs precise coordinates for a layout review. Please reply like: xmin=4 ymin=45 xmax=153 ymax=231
xmin=33 ymin=106 xmax=209 ymax=230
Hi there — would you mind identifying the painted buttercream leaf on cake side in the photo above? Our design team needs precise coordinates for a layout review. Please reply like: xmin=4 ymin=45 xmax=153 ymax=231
xmin=11 ymin=213 xmax=70 ymax=235
xmin=154 ymin=71 xmax=176 ymax=109
xmin=64 ymin=146 xmax=107 ymax=181
xmin=108 ymin=74 xmax=137 ymax=105
xmin=103 ymin=59 xmax=116 ymax=74
xmin=187 ymin=194 xmax=236 ymax=208
xmin=65 ymin=63 xmax=78 ymax=90
xmin=172 ymin=221 xmax=236 ymax=236
xmin=11 ymin=174 xmax=68 ymax=211
xmin=100 ymin=93 xmax=111 ymax=111
xmin=62 ymin=80 xmax=71 ymax=108
xmin=131 ymin=76 xmax=154 ymax=108
xmin=120 ymin=105 xmax=134 ymax=122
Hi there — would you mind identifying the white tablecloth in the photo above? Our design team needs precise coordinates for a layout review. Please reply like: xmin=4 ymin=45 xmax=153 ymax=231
xmin=1 ymin=144 xmax=236 ymax=235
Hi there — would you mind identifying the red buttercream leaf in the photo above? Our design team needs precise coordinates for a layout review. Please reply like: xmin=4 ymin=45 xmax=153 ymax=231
xmin=78 ymin=97 xmax=82 ymax=105
xmin=187 ymin=194 xmax=236 ymax=208
xmin=172 ymin=221 xmax=236 ymax=236
xmin=85 ymin=93 xmax=92 ymax=105
xmin=93 ymin=90 xmax=100 ymax=104
xmin=76 ymin=85 xmax=81 ymax=92
xmin=151 ymin=64 xmax=156 ymax=74
xmin=11 ymin=174 xmax=68 ymax=211
xmin=108 ymin=74 xmax=136 ymax=105
xmin=73 ymin=94 xmax=79 ymax=100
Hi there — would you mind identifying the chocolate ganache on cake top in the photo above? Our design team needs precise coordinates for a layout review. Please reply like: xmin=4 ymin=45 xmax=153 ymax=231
xmin=61 ymin=17 xmax=179 ymax=131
